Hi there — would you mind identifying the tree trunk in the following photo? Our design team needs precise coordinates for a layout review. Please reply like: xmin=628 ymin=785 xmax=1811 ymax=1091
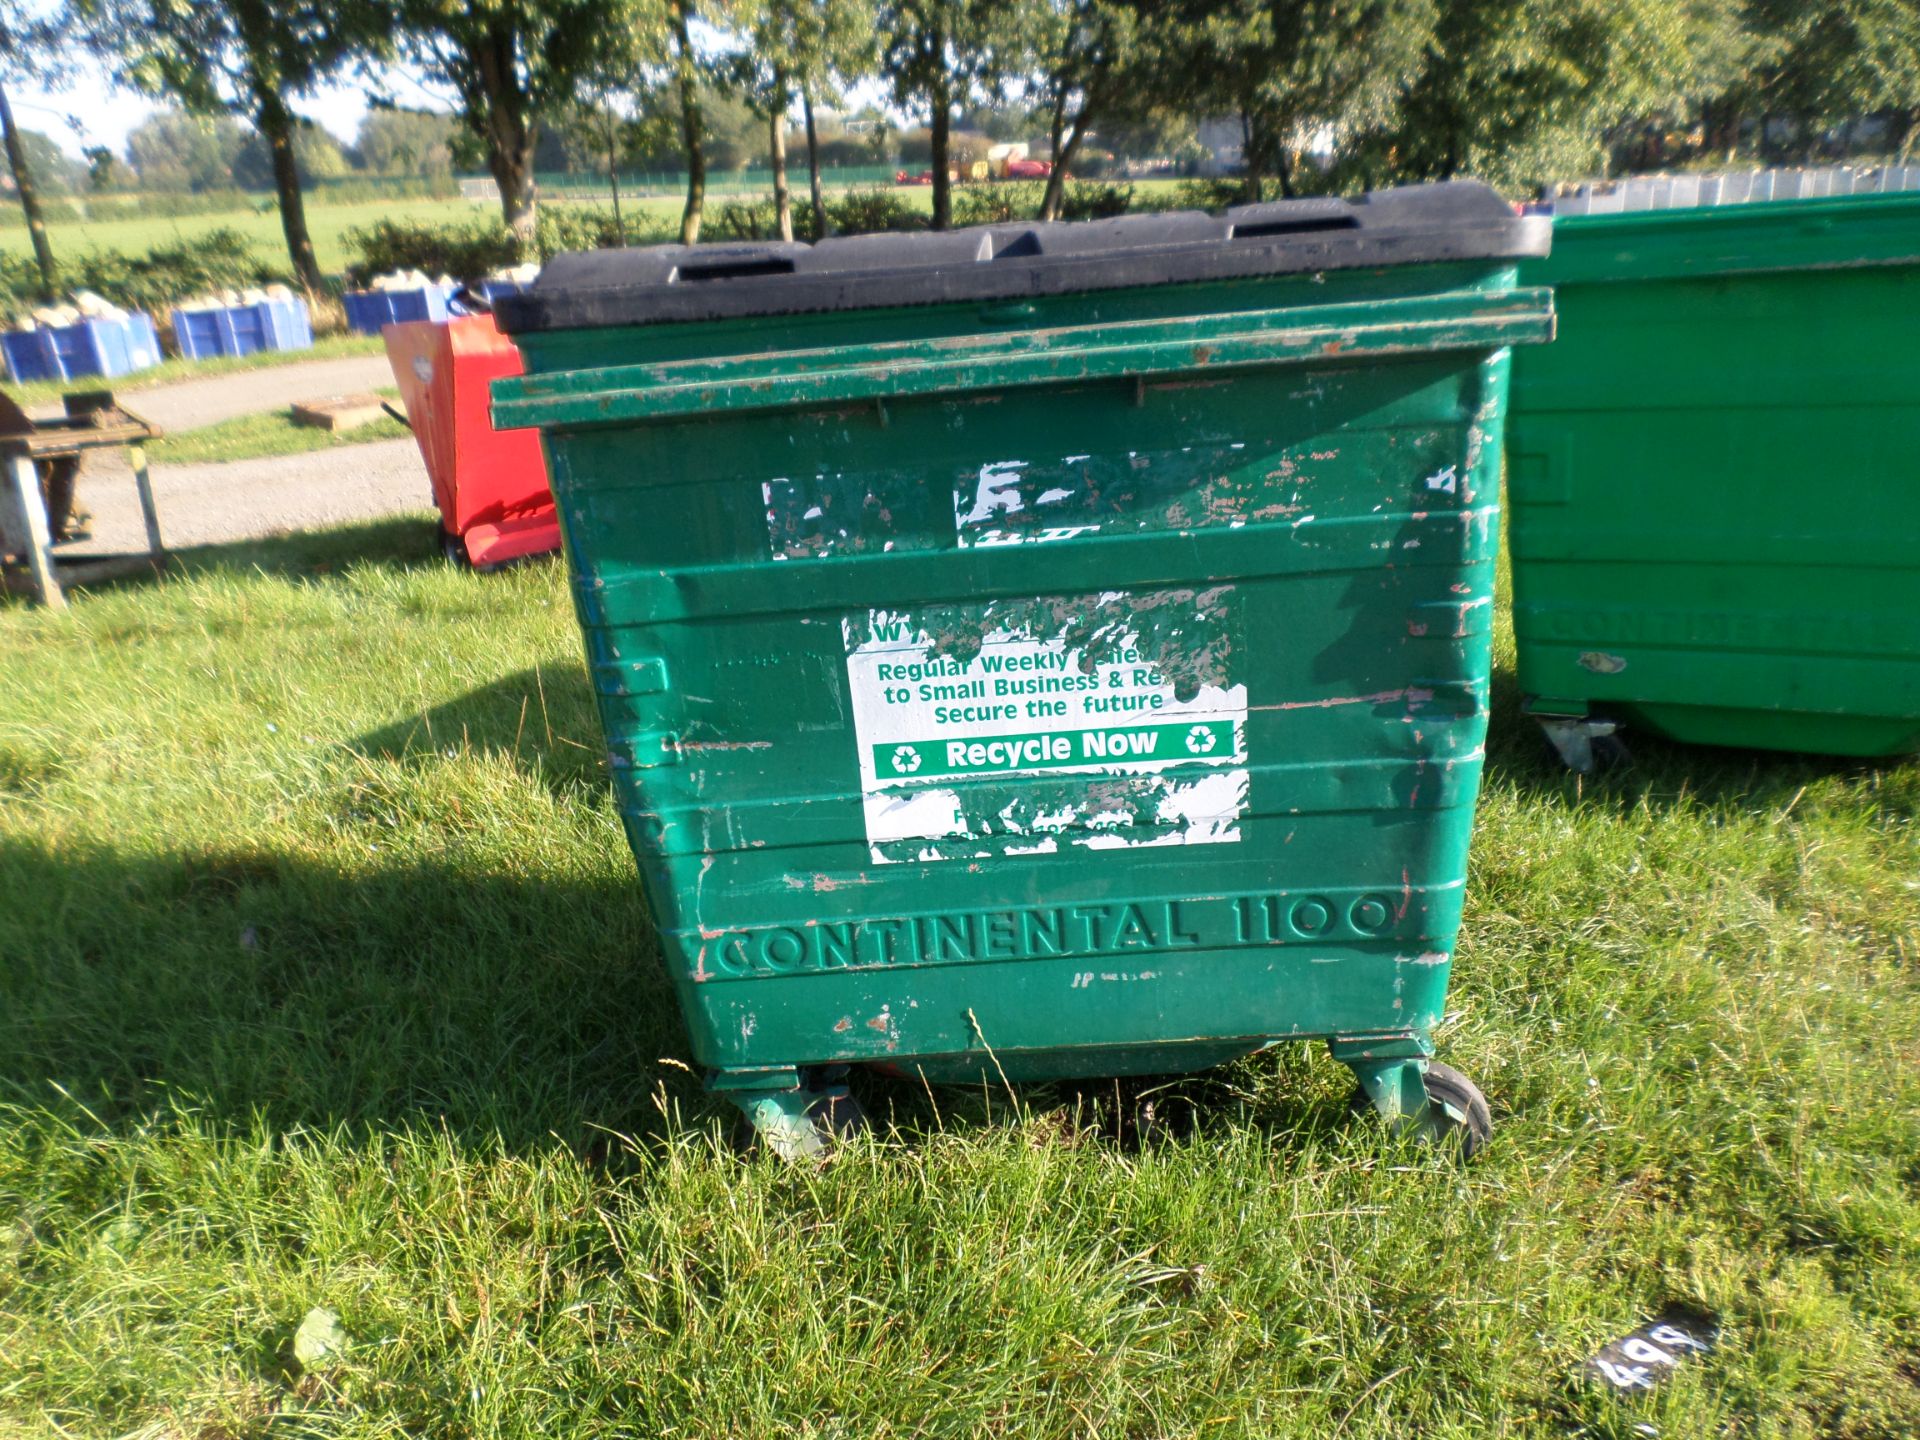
xmin=1276 ymin=145 xmax=1296 ymax=200
xmin=1038 ymin=85 xmax=1068 ymax=219
xmin=0 ymin=77 xmax=58 ymax=300
xmin=1040 ymin=102 xmax=1093 ymax=222
xmin=489 ymin=125 xmax=537 ymax=247
xmin=475 ymin=34 xmax=538 ymax=247
xmin=252 ymin=80 xmax=326 ymax=293
xmin=672 ymin=0 xmax=705 ymax=245
xmin=605 ymin=103 xmax=625 ymax=243
xmin=1239 ymin=108 xmax=1264 ymax=204
xmin=929 ymin=70 xmax=952 ymax=228
xmin=803 ymin=86 xmax=828 ymax=240
xmin=769 ymin=69 xmax=792 ymax=242
xmin=1894 ymin=106 xmax=1917 ymax=161
xmin=1703 ymin=95 xmax=1737 ymax=162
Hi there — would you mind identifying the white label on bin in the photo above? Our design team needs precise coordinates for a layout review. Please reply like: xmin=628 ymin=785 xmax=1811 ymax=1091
xmin=842 ymin=589 xmax=1247 ymax=865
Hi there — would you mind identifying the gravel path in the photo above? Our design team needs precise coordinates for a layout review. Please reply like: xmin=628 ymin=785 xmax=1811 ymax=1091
xmin=31 ymin=353 xmax=398 ymax=434
xmin=119 ymin=353 xmax=398 ymax=434
xmin=26 ymin=350 xmax=447 ymax=562
xmin=65 ymin=438 xmax=432 ymax=556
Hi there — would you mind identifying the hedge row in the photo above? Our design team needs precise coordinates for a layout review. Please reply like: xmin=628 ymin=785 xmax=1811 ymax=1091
xmin=0 ymin=227 xmax=280 ymax=320
xmin=346 ymin=180 xmax=1216 ymax=280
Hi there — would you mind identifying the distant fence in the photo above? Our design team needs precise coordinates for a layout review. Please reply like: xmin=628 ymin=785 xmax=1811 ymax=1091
xmin=1543 ymin=164 xmax=1920 ymax=215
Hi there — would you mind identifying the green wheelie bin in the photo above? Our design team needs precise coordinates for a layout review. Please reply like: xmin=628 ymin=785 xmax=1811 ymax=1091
xmin=1507 ymin=189 xmax=1920 ymax=768
xmin=491 ymin=182 xmax=1552 ymax=1157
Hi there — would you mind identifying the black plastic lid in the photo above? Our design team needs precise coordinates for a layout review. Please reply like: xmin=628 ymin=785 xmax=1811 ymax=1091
xmin=494 ymin=181 xmax=1549 ymax=334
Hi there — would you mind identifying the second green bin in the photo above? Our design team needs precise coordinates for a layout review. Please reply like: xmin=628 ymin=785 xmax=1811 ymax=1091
xmin=1508 ymin=191 xmax=1920 ymax=766
xmin=493 ymin=183 xmax=1552 ymax=1156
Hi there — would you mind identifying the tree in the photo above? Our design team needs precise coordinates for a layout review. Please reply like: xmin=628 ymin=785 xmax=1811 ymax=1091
xmin=1024 ymin=0 xmax=1141 ymax=219
xmin=562 ymin=66 xmax=652 ymax=238
xmin=12 ymin=128 xmax=84 ymax=194
xmin=878 ymin=0 xmax=1016 ymax=229
xmin=1154 ymin=0 xmax=1437 ymax=202
xmin=0 ymin=1 xmax=69 ymax=299
xmin=731 ymin=0 xmax=875 ymax=240
xmin=123 ymin=110 xmax=250 ymax=192
xmin=1754 ymin=0 xmax=1920 ymax=159
xmin=1344 ymin=0 xmax=1708 ymax=191
xmin=233 ymin=123 xmax=351 ymax=189
xmin=353 ymin=106 xmax=458 ymax=176
xmin=668 ymin=0 xmax=706 ymax=243
xmin=83 ymin=144 xmax=128 ymax=191
xmin=76 ymin=0 xmax=372 ymax=293
xmin=584 ymin=87 xmax=634 ymax=239
xmin=619 ymin=1 xmax=767 ymax=243
xmin=392 ymin=0 xmax=630 ymax=245
xmin=1667 ymin=2 xmax=1774 ymax=167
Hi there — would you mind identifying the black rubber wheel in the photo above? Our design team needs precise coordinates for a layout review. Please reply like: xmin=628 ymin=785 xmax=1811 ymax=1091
xmin=1349 ymin=1060 xmax=1493 ymax=1160
xmin=806 ymin=1089 xmax=869 ymax=1145
xmin=1417 ymin=1061 xmax=1492 ymax=1159
xmin=438 ymin=528 xmax=468 ymax=566
xmin=1590 ymin=732 xmax=1630 ymax=771
xmin=729 ymin=1086 xmax=868 ymax=1159
xmin=1538 ymin=719 xmax=1630 ymax=774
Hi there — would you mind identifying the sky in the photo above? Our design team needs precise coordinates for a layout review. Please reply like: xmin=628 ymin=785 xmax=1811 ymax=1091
xmin=9 ymin=57 xmax=450 ymax=159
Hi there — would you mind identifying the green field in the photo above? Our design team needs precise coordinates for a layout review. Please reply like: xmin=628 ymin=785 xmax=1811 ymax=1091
xmin=16 ymin=193 xmax=751 ymax=274
xmin=1 ymin=522 xmax=1914 ymax=1438
xmin=19 ymin=198 xmax=479 ymax=275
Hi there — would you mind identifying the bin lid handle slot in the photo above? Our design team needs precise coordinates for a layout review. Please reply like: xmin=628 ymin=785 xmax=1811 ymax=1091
xmin=1230 ymin=215 xmax=1360 ymax=239
xmin=673 ymin=257 xmax=799 ymax=283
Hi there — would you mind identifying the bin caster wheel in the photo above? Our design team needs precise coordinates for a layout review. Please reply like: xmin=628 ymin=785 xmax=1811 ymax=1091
xmin=1537 ymin=715 xmax=1626 ymax=774
xmin=1347 ymin=1059 xmax=1492 ymax=1159
xmin=731 ymin=1079 xmax=868 ymax=1162
xmin=438 ymin=528 xmax=469 ymax=566
xmin=1411 ymin=1061 xmax=1492 ymax=1158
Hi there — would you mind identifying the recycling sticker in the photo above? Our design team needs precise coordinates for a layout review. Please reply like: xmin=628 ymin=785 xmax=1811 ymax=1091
xmin=843 ymin=593 xmax=1248 ymax=863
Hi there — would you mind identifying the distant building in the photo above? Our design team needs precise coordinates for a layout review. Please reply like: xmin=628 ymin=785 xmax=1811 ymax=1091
xmin=1193 ymin=119 xmax=1338 ymax=177
xmin=1195 ymin=119 xmax=1244 ymax=173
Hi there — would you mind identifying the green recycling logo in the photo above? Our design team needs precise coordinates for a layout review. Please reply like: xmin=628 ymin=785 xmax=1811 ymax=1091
xmin=1185 ymin=725 xmax=1219 ymax=755
xmin=890 ymin=744 xmax=923 ymax=774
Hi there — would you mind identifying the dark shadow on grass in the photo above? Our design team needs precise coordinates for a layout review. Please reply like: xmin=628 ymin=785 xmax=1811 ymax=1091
xmin=1482 ymin=655 xmax=1920 ymax=820
xmin=0 ymin=833 xmax=698 ymax=1150
xmin=167 ymin=514 xmax=448 ymax=581
xmin=0 ymin=818 xmax=1369 ymax=1159
xmin=3 ymin=516 xmax=449 ymax=612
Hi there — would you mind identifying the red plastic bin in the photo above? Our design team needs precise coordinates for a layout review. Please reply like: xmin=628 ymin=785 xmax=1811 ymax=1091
xmin=384 ymin=314 xmax=560 ymax=568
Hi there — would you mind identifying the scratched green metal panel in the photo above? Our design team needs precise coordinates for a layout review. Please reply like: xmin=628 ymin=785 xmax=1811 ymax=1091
xmin=1508 ymin=193 xmax=1920 ymax=757
xmin=503 ymin=262 xmax=1545 ymax=1084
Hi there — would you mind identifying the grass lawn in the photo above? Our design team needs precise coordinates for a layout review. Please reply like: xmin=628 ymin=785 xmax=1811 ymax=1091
xmin=25 ymin=193 xmax=732 ymax=274
xmin=1 ymin=519 xmax=1914 ymax=1437
xmin=22 ymin=198 xmax=482 ymax=276
xmin=144 ymin=388 xmax=407 ymax=466
xmin=1 ymin=333 xmax=386 ymax=412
